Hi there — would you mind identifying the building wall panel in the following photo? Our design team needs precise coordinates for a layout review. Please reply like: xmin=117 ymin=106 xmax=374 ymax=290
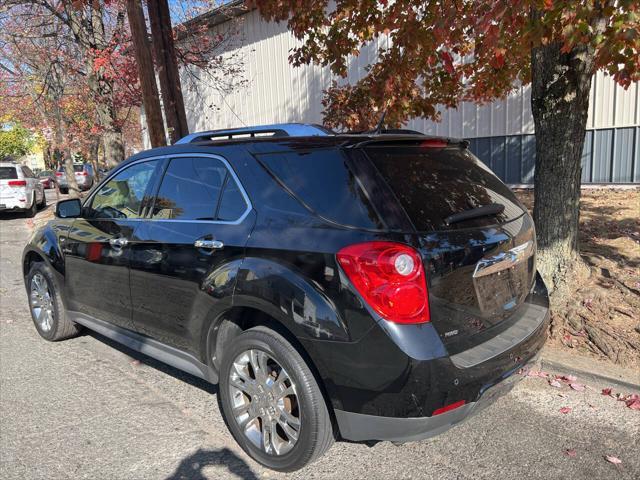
xmin=612 ymin=127 xmax=636 ymax=183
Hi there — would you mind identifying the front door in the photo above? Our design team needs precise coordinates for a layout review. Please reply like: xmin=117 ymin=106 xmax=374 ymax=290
xmin=129 ymin=154 xmax=255 ymax=355
xmin=64 ymin=159 xmax=162 ymax=330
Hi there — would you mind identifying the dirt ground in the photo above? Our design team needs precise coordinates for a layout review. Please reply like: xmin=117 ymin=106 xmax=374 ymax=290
xmin=515 ymin=189 xmax=640 ymax=370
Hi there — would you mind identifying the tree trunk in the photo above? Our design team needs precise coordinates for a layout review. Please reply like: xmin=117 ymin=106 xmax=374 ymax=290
xmin=148 ymin=0 xmax=189 ymax=144
xmin=127 ymin=0 xmax=167 ymax=148
xmin=90 ymin=138 xmax=101 ymax=182
xmin=53 ymin=105 xmax=80 ymax=198
xmin=531 ymin=41 xmax=594 ymax=292
xmin=101 ymin=128 xmax=125 ymax=169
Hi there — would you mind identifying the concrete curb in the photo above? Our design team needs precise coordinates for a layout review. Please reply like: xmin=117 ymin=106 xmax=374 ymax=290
xmin=539 ymin=347 xmax=640 ymax=392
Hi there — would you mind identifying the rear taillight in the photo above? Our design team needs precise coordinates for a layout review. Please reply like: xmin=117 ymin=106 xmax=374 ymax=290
xmin=79 ymin=171 xmax=88 ymax=176
xmin=55 ymin=172 xmax=63 ymax=177
xmin=337 ymin=241 xmax=430 ymax=324
xmin=8 ymin=180 xmax=27 ymax=187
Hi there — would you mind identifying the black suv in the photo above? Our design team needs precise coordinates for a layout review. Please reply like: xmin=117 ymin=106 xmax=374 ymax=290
xmin=23 ymin=123 xmax=549 ymax=472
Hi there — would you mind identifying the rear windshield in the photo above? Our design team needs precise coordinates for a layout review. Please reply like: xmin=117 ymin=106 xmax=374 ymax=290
xmin=0 ymin=167 xmax=18 ymax=180
xmin=258 ymin=149 xmax=384 ymax=229
xmin=365 ymin=146 xmax=525 ymax=231
xmin=57 ymin=165 xmax=86 ymax=173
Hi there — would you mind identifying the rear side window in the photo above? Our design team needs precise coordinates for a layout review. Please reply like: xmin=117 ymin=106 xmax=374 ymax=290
xmin=0 ymin=167 xmax=18 ymax=180
xmin=258 ymin=150 xmax=383 ymax=229
xmin=217 ymin=177 xmax=247 ymax=221
xmin=365 ymin=146 xmax=525 ymax=231
xmin=151 ymin=157 xmax=229 ymax=221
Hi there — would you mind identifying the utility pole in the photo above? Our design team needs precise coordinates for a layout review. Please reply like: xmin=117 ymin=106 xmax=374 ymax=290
xmin=126 ymin=0 xmax=166 ymax=148
xmin=147 ymin=0 xmax=189 ymax=144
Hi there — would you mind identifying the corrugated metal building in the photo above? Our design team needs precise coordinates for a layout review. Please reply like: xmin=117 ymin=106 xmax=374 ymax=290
xmin=177 ymin=5 xmax=639 ymax=185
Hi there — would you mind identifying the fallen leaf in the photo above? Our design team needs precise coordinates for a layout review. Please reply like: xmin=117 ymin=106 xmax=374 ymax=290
xmin=130 ymin=359 xmax=141 ymax=366
xmin=549 ymin=379 xmax=563 ymax=388
xmin=601 ymin=388 xmax=613 ymax=396
xmin=605 ymin=455 xmax=622 ymax=465
xmin=557 ymin=375 xmax=577 ymax=383
xmin=570 ymin=383 xmax=586 ymax=392
xmin=626 ymin=399 xmax=640 ymax=410
xmin=564 ymin=449 xmax=577 ymax=457
xmin=559 ymin=407 xmax=572 ymax=414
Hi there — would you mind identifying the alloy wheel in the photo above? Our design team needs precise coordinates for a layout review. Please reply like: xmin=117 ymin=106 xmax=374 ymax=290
xmin=228 ymin=349 xmax=301 ymax=456
xmin=30 ymin=273 xmax=54 ymax=332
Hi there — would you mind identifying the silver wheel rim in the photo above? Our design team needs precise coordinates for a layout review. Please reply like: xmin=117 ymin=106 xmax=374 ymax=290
xmin=30 ymin=273 xmax=54 ymax=332
xmin=228 ymin=349 xmax=301 ymax=456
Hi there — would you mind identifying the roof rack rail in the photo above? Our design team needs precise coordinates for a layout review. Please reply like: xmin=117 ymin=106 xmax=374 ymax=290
xmin=175 ymin=123 xmax=332 ymax=144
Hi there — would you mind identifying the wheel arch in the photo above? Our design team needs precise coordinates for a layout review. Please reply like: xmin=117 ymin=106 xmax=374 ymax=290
xmin=205 ymin=305 xmax=343 ymax=422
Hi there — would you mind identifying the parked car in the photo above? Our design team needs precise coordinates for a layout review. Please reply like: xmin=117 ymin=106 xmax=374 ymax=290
xmin=37 ymin=170 xmax=57 ymax=189
xmin=1 ymin=161 xmax=46 ymax=217
xmin=55 ymin=163 xmax=94 ymax=193
xmin=22 ymin=123 xmax=549 ymax=472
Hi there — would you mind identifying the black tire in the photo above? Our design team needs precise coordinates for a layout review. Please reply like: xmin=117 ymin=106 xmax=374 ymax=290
xmin=59 ymin=187 xmax=68 ymax=194
xmin=26 ymin=261 xmax=81 ymax=341
xmin=25 ymin=194 xmax=37 ymax=218
xmin=37 ymin=190 xmax=46 ymax=208
xmin=219 ymin=326 xmax=334 ymax=472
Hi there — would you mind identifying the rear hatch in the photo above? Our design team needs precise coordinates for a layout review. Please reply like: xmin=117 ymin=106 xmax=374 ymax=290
xmin=363 ymin=143 xmax=536 ymax=353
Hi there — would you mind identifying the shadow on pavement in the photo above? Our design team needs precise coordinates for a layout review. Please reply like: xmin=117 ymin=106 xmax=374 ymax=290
xmin=165 ymin=448 xmax=259 ymax=480
xmin=84 ymin=329 xmax=218 ymax=395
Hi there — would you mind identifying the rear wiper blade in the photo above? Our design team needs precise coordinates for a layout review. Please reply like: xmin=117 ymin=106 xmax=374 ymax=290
xmin=444 ymin=203 xmax=505 ymax=225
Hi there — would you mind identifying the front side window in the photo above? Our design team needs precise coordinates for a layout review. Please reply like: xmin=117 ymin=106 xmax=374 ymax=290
xmin=151 ymin=157 xmax=231 ymax=221
xmin=89 ymin=160 xmax=158 ymax=219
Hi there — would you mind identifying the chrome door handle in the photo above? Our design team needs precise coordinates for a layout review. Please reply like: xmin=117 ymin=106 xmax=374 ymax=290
xmin=109 ymin=237 xmax=129 ymax=248
xmin=194 ymin=239 xmax=224 ymax=250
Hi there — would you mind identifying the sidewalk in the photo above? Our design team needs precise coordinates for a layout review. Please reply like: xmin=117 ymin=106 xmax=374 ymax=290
xmin=540 ymin=345 xmax=640 ymax=390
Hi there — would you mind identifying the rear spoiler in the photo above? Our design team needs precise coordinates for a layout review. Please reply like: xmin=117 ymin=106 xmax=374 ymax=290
xmin=345 ymin=134 xmax=470 ymax=149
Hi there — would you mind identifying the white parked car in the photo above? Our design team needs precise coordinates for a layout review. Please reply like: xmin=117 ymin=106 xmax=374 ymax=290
xmin=0 ymin=161 xmax=46 ymax=217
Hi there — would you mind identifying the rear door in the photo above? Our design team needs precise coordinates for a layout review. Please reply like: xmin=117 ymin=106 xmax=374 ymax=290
xmin=21 ymin=166 xmax=41 ymax=204
xmin=64 ymin=159 xmax=162 ymax=330
xmin=129 ymin=154 xmax=255 ymax=354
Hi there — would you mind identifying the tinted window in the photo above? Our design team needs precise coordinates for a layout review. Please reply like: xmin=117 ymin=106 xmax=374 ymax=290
xmin=366 ymin=146 xmax=525 ymax=231
xmin=0 ymin=167 xmax=18 ymax=180
xmin=217 ymin=177 xmax=247 ymax=221
xmin=152 ymin=157 xmax=227 ymax=220
xmin=73 ymin=164 xmax=85 ymax=172
xmin=258 ymin=150 xmax=383 ymax=229
xmin=90 ymin=161 xmax=158 ymax=219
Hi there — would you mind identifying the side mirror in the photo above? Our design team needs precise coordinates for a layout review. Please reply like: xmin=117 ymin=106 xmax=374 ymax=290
xmin=55 ymin=199 xmax=82 ymax=219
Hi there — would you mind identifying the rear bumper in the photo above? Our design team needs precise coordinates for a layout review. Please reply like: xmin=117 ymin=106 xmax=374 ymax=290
xmin=57 ymin=178 xmax=91 ymax=189
xmin=0 ymin=197 xmax=30 ymax=211
xmin=335 ymin=353 xmax=540 ymax=442
xmin=321 ymin=273 xmax=550 ymax=442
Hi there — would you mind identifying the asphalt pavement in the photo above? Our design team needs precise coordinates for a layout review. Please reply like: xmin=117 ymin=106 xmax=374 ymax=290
xmin=1 ymin=190 xmax=639 ymax=479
